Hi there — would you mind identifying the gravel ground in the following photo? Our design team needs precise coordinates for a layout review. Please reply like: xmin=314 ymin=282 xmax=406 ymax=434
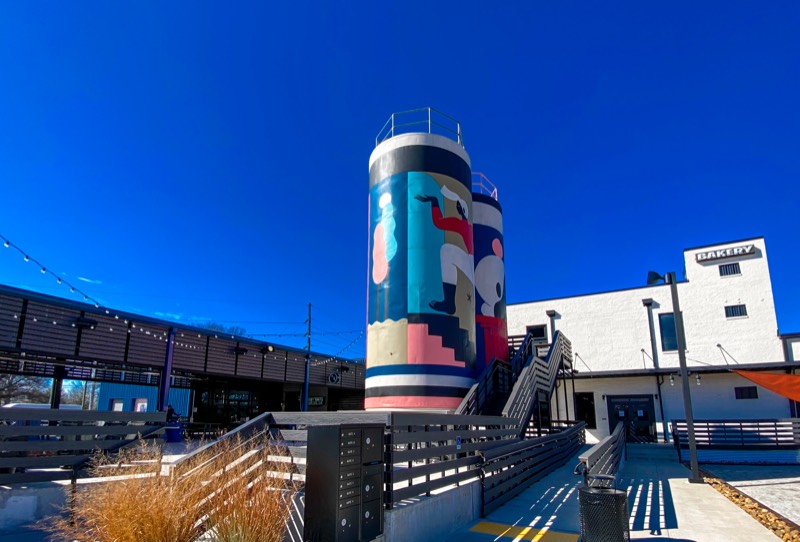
xmin=702 ymin=465 xmax=800 ymax=542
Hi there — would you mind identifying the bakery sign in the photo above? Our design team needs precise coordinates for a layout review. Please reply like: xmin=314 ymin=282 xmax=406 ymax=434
xmin=696 ymin=244 xmax=755 ymax=263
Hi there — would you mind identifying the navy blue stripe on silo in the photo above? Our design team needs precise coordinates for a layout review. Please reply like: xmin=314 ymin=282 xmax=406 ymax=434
xmin=365 ymin=385 xmax=470 ymax=398
xmin=472 ymin=192 xmax=503 ymax=211
xmin=369 ymin=145 xmax=471 ymax=189
xmin=365 ymin=364 xmax=470 ymax=377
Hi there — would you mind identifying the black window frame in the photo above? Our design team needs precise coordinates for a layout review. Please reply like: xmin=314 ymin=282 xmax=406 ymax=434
xmin=658 ymin=312 xmax=679 ymax=352
xmin=526 ymin=324 xmax=548 ymax=344
xmin=719 ymin=262 xmax=741 ymax=277
xmin=735 ymin=386 xmax=758 ymax=400
xmin=725 ymin=304 xmax=748 ymax=318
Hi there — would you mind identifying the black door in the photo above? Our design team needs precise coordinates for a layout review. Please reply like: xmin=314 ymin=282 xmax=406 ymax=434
xmin=575 ymin=392 xmax=597 ymax=429
xmin=606 ymin=395 xmax=656 ymax=443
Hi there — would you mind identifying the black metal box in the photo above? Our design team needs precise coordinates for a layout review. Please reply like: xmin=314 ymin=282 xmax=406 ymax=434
xmin=304 ymin=424 xmax=385 ymax=542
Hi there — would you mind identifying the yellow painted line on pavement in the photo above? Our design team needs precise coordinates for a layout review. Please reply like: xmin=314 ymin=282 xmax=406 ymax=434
xmin=469 ymin=521 xmax=579 ymax=542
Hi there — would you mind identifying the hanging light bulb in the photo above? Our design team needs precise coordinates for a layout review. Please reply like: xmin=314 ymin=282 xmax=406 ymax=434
xmin=3 ymin=241 xmax=9 ymax=248
xmin=23 ymin=255 xmax=29 ymax=262
xmin=669 ymin=374 xmax=675 ymax=386
xmin=70 ymin=287 xmax=75 ymax=293
xmin=696 ymin=374 xmax=701 ymax=386
xmin=57 ymin=278 xmax=62 ymax=284
xmin=40 ymin=267 xmax=46 ymax=273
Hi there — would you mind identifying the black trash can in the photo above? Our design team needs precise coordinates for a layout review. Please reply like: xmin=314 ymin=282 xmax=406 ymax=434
xmin=578 ymin=478 xmax=629 ymax=542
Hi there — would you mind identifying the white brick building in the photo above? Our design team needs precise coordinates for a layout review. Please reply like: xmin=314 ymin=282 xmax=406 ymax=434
xmin=507 ymin=237 xmax=800 ymax=443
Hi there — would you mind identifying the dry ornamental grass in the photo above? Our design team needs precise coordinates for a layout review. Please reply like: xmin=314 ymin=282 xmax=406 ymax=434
xmin=48 ymin=436 xmax=296 ymax=542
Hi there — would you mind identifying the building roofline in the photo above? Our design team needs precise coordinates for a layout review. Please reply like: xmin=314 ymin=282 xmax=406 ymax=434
xmin=572 ymin=360 xmax=800 ymax=379
xmin=507 ymin=280 xmax=687 ymax=307
xmin=0 ymin=283 xmax=359 ymax=363
xmin=683 ymin=236 xmax=764 ymax=252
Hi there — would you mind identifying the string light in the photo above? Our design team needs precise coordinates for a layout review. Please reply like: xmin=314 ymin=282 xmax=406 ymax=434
xmin=0 ymin=234 xmax=103 ymax=310
xmin=1 ymin=233 xmax=364 ymax=365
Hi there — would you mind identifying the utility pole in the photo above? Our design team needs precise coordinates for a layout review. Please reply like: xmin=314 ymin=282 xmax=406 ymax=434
xmin=302 ymin=303 xmax=311 ymax=412
xmin=667 ymin=272 xmax=703 ymax=483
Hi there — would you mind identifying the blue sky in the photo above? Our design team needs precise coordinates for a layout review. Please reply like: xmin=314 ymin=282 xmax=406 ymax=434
xmin=1 ymin=2 xmax=798 ymax=360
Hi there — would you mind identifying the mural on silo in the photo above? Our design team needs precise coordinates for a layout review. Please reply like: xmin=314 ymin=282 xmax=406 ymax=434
xmin=473 ymin=193 xmax=508 ymax=373
xmin=366 ymin=134 xmax=477 ymax=410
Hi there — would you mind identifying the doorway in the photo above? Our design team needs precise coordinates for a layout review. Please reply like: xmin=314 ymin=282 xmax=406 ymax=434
xmin=606 ymin=395 xmax=656 ymax=443
xmin=575 ymin=392 xmax=596 ymax=429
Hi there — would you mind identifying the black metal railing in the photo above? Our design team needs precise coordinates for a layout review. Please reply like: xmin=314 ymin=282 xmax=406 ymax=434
xmin=480 ymin=422 xmax=586 ymax=516
xmin=503 ymin=331 xmax=573 ymax=438
xmin=0 ymin=408 xmax=166 ymax=485
xmin=576 ymin=422 xmax=626 ymax=487
xmin=455 ymin=358 xmax=512 ymax=416
xmin=383 ymin=412 xmax=519 ymax=509
xmin=670 ymin=418 xmax=800 ymax=450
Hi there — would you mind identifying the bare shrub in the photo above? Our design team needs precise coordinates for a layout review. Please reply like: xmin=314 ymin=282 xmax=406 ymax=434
xmin=48 ymin=436 xmax=296 ymax=542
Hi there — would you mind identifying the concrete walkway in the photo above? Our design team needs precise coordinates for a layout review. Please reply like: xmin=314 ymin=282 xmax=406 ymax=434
xmin=447 ymin=446 xmax=775 ymax=542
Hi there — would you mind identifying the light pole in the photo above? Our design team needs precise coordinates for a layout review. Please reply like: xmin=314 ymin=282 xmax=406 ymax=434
xmin=647 ymin=271 xmax=703 ymax=483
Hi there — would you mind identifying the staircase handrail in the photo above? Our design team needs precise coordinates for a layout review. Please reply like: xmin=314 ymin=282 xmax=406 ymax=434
xmin=576 ymin=421 xmax=626 ymax=487
xmin=509 ymin=332 xmax=536 ymax=382
xmin=168 ymin=412 xmax=273 ymax=475
xmin=455 ymin=358 xmax=511 ymax=416
xmin=502 ymin=331 xmax=572 ymax=438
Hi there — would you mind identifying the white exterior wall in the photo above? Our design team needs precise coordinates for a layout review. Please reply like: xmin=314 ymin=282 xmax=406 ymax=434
xmin=507 ymin=238 xmax=783 ymax=372
xmin=681 ymin=238 xmax=782 ymax=364
xmin=560 ymin=373 xmax=792 ymax=443
xmin=508 ymin=238 xmax=792 ymax=441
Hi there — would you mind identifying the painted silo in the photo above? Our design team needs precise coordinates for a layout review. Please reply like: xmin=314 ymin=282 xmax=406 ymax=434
xmin=472 ymin=175 xmax=508 ymax=373
xmin=366 ymin=110 xmax=476 ymax=410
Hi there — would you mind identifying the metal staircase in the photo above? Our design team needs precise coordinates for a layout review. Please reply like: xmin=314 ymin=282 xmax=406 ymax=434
xmin=456 ymin=330 xmax=573 ymax=438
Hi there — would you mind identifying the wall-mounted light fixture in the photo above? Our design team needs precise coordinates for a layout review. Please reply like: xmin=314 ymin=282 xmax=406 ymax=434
xmin=260 ymin=345 xmax=275 ymax=354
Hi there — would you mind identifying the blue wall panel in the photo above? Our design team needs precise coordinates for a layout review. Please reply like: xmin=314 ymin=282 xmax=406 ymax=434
xmin=97 ymin=383 xmax=191 ymax=417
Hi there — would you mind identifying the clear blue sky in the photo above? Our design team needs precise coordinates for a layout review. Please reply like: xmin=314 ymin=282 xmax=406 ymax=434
xmin=1 ymin=2 xmax=798 ymax=361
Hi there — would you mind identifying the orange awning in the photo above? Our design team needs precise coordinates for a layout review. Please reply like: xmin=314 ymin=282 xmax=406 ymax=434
xmin=734 ymin=370 xmax=800 ymax=403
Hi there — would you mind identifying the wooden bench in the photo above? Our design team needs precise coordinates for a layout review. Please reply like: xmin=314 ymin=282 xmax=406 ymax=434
xmin=0 ymin=408 xmax=167 ymax=485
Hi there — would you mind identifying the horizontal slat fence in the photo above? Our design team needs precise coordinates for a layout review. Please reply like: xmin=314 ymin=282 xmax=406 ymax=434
xmin=0 ymin=408 xmax=166 ymax=485
xmin=671 ymin=419 xmax=800 ymax=449
xmin=384 ymin=412 xmax=520 ymax=508
xmin=481 ymin=421 xmax=585 ymax=515
xmin=577 ymin=421 xmax=626 ymax=487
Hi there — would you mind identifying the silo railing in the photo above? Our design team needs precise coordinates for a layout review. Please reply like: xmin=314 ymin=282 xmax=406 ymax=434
xmin=375 ymin=107 xmax=463 ymax=147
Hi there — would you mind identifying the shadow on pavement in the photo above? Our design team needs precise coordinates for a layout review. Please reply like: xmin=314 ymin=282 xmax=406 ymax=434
xmin=621 ymin=475 xmax=678 ymax=534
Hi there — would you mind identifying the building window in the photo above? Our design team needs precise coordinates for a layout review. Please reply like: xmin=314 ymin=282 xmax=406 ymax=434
xmin=719 ymin=263 xmax=741 ymax=277
xmin=526 ymin=324 xmax=548 ymax=344
xmin=110 ymin=399 xmax=124 ymax=412
xmin=659 ymin=313 xmax=678 ymax=352
xmin=725 ymin=304 xmax=748 ymax=318
xmin=133 ymin=398 xmax=148 ymax=413
xmin=735 ymin=386 xmax=758 ymax=400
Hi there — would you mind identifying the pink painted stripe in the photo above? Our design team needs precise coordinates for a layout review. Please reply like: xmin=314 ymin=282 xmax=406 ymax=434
xmin=365 ymin=396 xmax=464 ymax=410
xmin=407 ymin=323 xmax=465 ymax=367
